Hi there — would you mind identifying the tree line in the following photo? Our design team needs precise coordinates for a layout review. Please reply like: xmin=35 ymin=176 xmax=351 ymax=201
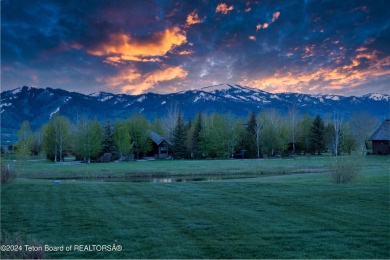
xmin=12 ymin=105 xmax=380 ymax=162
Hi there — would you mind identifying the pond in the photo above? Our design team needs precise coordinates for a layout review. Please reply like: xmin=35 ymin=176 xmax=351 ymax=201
xmin=50 ymin=175 xmax=262 ymax=183
xmin=96 ymin=175 xmax=256 ymax=183
xmin=123 ymin=177 xmax=223 ymax=183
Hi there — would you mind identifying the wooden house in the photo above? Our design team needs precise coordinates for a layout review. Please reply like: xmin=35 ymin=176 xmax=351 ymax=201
xmin=148 ymin=130 xmax=171 ymax=159
xmin=369 ymin=119 xmax=390 ymax=155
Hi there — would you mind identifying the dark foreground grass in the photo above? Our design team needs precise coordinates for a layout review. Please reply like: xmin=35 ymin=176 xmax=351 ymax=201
xmin=1 ymin=160 xmax=389 ymax=259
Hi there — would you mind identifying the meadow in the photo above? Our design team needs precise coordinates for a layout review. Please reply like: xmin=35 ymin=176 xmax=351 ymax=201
xmin=1 ymin=156 xmax=389 ymax=258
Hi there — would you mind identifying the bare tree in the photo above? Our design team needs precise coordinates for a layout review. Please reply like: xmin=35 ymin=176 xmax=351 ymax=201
xmin=331 ymin=112 xmax=343 ymax=157
xmin=163 ymin=102 xmax=180 ymax=142
xmin=287 ymin=104 xmax=299 ymax=155
xmin=254 ymin=113 xmax=264 ymax=158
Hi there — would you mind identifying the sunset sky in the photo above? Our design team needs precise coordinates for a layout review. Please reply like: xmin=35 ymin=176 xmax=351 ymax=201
xmin=2 ymin=0 xmax=389 ymax=95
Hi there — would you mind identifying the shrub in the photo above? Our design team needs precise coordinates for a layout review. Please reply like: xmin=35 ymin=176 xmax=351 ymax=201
xmin=100 ymin=153 xmax=112 ymax=163
xmin=1 ymin=164 xmax=16 ymax=184
xmin=119 ymin=155 xmax=135 ymax=162
xmin=329 ymin=154 xmax=363 ymax=183
xmin=0 ymin=232 xmax=44 ymax=259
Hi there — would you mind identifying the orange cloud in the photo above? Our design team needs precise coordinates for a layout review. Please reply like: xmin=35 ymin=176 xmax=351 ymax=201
xmin=186 ymin=10 xmax=205 ymax=26
xmin=103 ymin=56 xmax=125 ymax=66
xmin=98 ymin=66 xmax=141 ymax=88
xmin=100 ymin=65 xmax=188 ymax=94
xmin=147 ymin=66 xmax=188 ymax=83
xmin=271 ymin=11 xmax=280 ymax=22
xmin=239 ymin=51 xmax=389 ymax=94
xmin=302 ymin=44 xmax=316 ymax=59
xmin=249 ymin=35 xmax=256 ymax=41
xmin=257 ymin=22 xmax=269 ymax=30
xmin=216 ymin=3 xmax=234 ymax=15
xmin=177 ymin=50 xmax=193 ymax=55
xmin=256 ymin=11 xmax=280 ymax=31
xmin=87 ymin=26 xmax=187 ymax=62
xmin=356 ymin=47 xmax=368 ymax=52
xmin=356 ymin=50 xmax=377 ymax=60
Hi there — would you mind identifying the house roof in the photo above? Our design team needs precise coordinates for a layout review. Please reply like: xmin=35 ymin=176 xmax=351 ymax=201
xmin=369 ymin=119 xmax=390 ymax=141
xmin=148 ymin=130 xmax=172 ymax=146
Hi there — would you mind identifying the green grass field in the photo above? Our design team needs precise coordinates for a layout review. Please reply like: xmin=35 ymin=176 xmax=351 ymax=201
xmin=1 ymin=156 xmax=389 ymax=258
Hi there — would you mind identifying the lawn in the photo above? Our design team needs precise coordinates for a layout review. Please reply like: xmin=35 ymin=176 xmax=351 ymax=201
xmin=1 ymin=156 xmax=389 ymax=258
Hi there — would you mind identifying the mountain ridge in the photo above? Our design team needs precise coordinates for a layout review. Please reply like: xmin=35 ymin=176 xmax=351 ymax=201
xmin=5 ymin=83 xmax=388 ymax=99
xmin=1 ymin=84 xmax=389 ymax=145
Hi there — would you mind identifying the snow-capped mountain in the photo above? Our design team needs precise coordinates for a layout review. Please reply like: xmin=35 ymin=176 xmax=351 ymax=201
xmin=1 ymin=84 xmax=389 ymax=144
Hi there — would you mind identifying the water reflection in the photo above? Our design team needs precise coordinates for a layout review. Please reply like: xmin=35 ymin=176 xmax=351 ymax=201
xmin=52 ymin=175 xmax=266 ymax=183
xmin=92 ymin=176 xmax=237 ymax=183
xmin=151 ymin=177 xmax=223 ymax=183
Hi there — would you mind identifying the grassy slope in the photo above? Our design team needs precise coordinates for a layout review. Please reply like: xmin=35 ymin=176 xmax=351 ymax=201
xmin=1 ymin=157 xmax=389 ymax=258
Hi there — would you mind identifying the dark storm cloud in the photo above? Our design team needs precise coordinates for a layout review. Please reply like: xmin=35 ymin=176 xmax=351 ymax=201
xmin=1 ymin=0 xmax=389 ymax=95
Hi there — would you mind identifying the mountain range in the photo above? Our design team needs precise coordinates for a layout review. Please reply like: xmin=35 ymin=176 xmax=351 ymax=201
xmin=1 ymin=84 xmax=389 ymax=145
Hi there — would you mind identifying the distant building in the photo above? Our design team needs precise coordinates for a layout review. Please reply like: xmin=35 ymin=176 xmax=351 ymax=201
xmin=369 ymin=119 xmax=390 ymax=155
xmin=147 ymin=130 xmax=171 ymax=159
